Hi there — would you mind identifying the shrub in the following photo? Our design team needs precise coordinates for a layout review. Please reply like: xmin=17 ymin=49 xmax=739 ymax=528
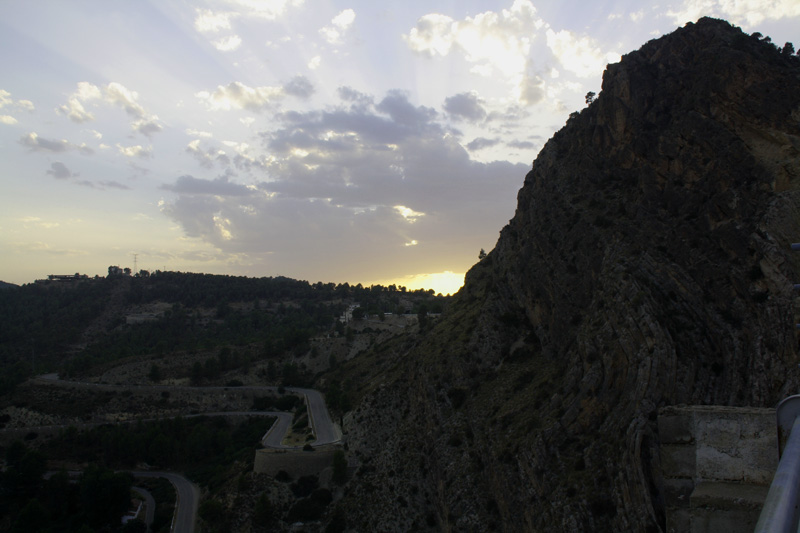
xmin=287 ymin=498 xmax=326 ymax=522
xmin=332 ymin=450 xmax=347 ymax=484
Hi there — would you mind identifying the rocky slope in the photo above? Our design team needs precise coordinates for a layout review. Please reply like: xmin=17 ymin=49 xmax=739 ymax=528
xmin=333 ymin=18 xmax=800 ymax=532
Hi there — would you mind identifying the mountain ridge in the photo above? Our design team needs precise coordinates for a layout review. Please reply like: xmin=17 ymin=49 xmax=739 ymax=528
xmin=334 ymin=17 xmax=800 ymax=531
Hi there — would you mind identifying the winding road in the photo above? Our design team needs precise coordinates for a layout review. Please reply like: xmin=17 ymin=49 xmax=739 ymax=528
xmin=20 ymin=375 xmax=343 ymax=532
xmin=131 ymin=486 xmax=155 ymax=531
xmin=133 ymin=471 xmax=199 ymax=533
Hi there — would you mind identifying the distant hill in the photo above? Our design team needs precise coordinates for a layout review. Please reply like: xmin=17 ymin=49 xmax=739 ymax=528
xmin=0 ymin=280 xmax=18 ymax=290
xmin=330 ymin=18 xmax=800 ymax=531
xmin=0 ymin=271 xmax=446 ymax=394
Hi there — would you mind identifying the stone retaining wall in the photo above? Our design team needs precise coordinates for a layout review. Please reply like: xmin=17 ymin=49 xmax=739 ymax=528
xmin=254 ymin=446 xmax=339 ymax=478
xmin=658 ymin=405 xmax=777 ymax=533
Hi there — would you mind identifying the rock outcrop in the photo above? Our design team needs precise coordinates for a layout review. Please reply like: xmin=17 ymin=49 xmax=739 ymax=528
xmin=336 ymin=18 xmax=800 ymax=532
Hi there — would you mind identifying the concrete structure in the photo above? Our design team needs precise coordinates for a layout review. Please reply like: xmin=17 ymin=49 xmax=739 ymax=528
xmin=254 ymin=445 xmax=339 ymax=478
xmin=658 ymin=405 xmax=777 ymax=533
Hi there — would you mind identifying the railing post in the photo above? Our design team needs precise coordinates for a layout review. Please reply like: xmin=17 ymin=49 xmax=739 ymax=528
xmin=755 ymin=415 xmax=800 ymax=532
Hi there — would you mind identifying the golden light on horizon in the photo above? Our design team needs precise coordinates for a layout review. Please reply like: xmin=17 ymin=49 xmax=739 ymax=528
xmin=372 ymin=270 xmax=465 ymax=296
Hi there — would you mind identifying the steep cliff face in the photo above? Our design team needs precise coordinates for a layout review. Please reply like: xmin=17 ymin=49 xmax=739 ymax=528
xmin=337 ymin=18 xmax=800 ymax=532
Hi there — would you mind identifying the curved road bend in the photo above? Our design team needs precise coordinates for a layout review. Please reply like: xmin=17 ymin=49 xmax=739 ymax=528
xmin=31 ymin=376 xmax=342 ymax=529
xmin=133 ymin=471 xmax=199 ymax=533
xmin=34 ymin=375 xmax=342 ymax=447
xmin=287 ymin=387 xmax=340 ymax=446
xmin=131 ymin=486 xmax=155 ymax=532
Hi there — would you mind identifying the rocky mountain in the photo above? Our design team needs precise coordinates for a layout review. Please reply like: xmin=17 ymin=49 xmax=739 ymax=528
xmin=331 ymin=18 xmax=800 ymax=532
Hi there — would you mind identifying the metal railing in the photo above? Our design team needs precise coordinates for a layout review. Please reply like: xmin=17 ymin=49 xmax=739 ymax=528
xmin=753 ymin=244 xmax=800 ymax=531
xmin=755 ymin=396 xmax=800 ymax=532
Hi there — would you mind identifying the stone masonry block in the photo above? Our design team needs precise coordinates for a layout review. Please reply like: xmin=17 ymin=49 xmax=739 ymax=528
xmin=660 ymin=443 xmax=696 ymax=479
xmin=663 ymin=477 xmax=695 ymax=509
xmin=659 ymin=413 xmax=695 ymax=444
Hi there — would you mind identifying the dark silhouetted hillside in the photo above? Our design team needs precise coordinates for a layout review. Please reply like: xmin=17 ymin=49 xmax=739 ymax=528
xmin=330 ymin=18 xmax=800 ymax=532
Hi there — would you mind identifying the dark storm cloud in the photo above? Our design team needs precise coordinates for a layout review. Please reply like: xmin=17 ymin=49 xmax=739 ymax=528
xmin=466 ymin=137 xmax=500 ymax=151
xmin=46 ymin=161 xmax=76 ymax=179
xmin=161 ymin=174 xmax=253 ymax=196
xmin=283 ymin=76 xmax=315 ymax=99
xmin=443 ymin=92 xmax=487 ymax=123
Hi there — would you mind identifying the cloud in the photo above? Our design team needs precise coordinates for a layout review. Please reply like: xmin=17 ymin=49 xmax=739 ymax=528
xmin=308 ymin=55 xmax=321 ymax=69
xmin=100 ymin=180 xmax=131 ymax=190
xmin=193 ymin=0 xmax=305 ymax=44
xmin=0 ymin=89 xmax=36 ymax=122
xmin=105 ymin=82 xmax=146 ymax=118
xmin=337 ymin=86 xmax=373 ymax=109
xmin=283 ymin=76 xmax=315 ymax=99
xmin=518 ymin=72 xmax=545 ymax=105
xmin=57 ymin=82 xmax=162 ymax=135
xmin=320 ymin=8 xmax=355 ymax=44
xmin=75 ymin=179 xmax=131 ymax=190
xmin=375 ymin=90 xmax=437 ymax=130
xmin=46 ymin=161 xmax=77 ymax=179
xmin=186 ymin=128 xmax=213 ymax=138
xmin=162 ymin=88 xmax=527 ymax=282
xmin=443 ymin=92 xmax=487 ymax=122
xmin=197 ymin=78 xmax=316 ymax=111
xmin=186 ymin=139 xmax=222 ymax=168
xmin=57 ymin=81 xmax=101 ymax=122
xmin=667 ymin=0 xmax=800 ymax=27
xmin=133 ymin=118 xmax=163 ymax=137
xmin=195 ymin=9 xmax=234 ymax=32
xmin=466 ymin=137 xmax=500 ymax=151
xmin=213 ymin=34 xmax=242 ymax=51
xmin=18 ymin=216 xmax=61 ymax=229
xmin=116 ymin=144 xmax=151 ymax=158
xmin=545 ymin=29 xmax=620 ymax=78
xmin=39 ymin=161 xmax=130 ymax=190
xmin=507 ymin=140 xmax=535 ymax=150
xmin=404 ymin=0 xmax=543 ymax=78
xmin=20 ymin=132 xmax=94 ymax=155
xmin=161 ymin=174 xmax=254 ymax=196
xmin=197 ymin=82 xmax=284 ymax=111
xmin=185 ymin=138 xmax=266 ymax=173
xmin=224 ymin=0 xmax=304 ymax=20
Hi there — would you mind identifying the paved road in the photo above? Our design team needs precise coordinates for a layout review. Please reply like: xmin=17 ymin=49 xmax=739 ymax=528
xmin=288 ymin=387 xmax=340 ymax=445
xmin=32 ymin=375 xmax=342 ymax=448
xmin=28 ymin=376 xmax=343 ymax=529
xmin=133 ymin=471 xmax=199 ymax=533
xmin=131 ymin=486 xmax=155 ymax=532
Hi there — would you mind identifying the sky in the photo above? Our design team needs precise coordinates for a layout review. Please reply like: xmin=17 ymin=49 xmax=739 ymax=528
xmin=2 ymin=1 xmax=798 ymax=294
